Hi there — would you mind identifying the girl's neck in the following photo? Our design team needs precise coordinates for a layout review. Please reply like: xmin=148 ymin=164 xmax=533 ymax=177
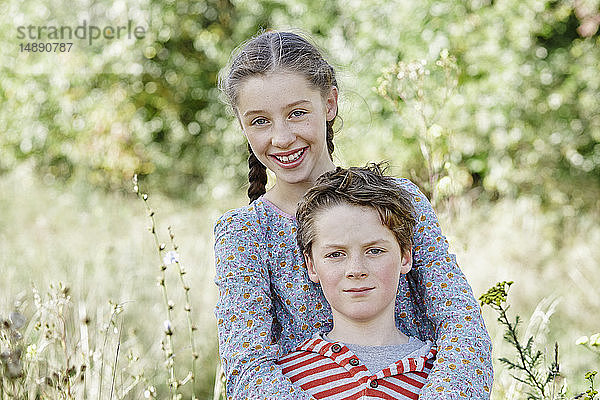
xmin=263 ymin=171 xmax=334 ymax=215
xmin=263 ymin=183 xmax=310 ymax=216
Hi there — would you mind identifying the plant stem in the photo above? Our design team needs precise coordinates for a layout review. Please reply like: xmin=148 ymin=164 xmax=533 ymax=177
xmin=140 ymin=195 xmax=177 ymax=399
xmin=498 ymin=304 xmax=546 ymax=397
xmin=169 ymin=227 xmax=198 ymax=399
xmin=109 ymin=320 xmax=122 ymax=400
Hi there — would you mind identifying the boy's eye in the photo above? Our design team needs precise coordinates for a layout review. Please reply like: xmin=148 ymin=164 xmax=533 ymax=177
xmin=251 ymin=117 xmax=269 ymax=126
xmin=367 ymin=248 xmax=385 ymax=255
xmin=325 ymin=251 xmax=343 ymax=258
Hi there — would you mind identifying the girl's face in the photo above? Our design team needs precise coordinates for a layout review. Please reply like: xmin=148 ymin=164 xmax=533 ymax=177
xmin=236 ymin=71 xmax=338 ymax=187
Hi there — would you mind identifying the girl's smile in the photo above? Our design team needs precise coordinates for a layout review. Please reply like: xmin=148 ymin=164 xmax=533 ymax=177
xmin=270 ymin=147 xmax=307 ymax=168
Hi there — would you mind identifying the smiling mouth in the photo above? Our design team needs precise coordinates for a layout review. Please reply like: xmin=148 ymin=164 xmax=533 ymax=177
xmin=272 ymin=148 xmax=305 ymax=164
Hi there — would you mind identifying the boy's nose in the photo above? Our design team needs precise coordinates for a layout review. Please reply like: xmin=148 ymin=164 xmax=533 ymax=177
xmin=346 ymin=260 xmax=369 ymax=279
xmin=346 ymin=270 xmax=368 ymax=278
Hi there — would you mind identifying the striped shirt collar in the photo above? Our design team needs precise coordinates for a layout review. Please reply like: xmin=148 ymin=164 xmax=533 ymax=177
xmin=295 ymin=333 xmax=437 ymax=380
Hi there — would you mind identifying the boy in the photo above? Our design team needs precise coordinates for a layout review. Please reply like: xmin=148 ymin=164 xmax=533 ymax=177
xmin=277 ymin=164 xmax=437 ymax=399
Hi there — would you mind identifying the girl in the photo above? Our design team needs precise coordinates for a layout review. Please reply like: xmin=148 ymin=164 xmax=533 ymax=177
xmin=214 ymin=30 xmax=492 ymax=399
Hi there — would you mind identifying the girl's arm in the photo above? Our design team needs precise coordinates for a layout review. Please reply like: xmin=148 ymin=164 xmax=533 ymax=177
xmin=213 ymin=210 xmax=314 ymax=400
xmin=400 ymin=179 xmax=493 ymax=399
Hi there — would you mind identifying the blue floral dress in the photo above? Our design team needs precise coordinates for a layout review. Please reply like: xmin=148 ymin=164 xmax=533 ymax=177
xmin=214 ymin=178 xmax=493 ymax=399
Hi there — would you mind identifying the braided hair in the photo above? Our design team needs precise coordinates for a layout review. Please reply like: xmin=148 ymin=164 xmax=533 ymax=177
xmin=219 ymin=31 xmax=339 ymax=203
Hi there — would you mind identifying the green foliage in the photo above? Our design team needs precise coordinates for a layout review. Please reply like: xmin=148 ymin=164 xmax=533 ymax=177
xmin=375 ymin=49 xmax=465 ymax=205
xmin=580 ymin=371 xmax=598 ymax=400
xmin=575 ymin=335 xmax=600 ymax=400
xmin=480 ymin=281 xmax=565 ymax=400
xmin=2 ymin=0 xmax=599 ymax=211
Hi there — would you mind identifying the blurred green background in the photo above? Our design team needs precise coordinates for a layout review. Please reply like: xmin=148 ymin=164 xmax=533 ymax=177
xmin=1 ymin=0 xmax=598 ymax=398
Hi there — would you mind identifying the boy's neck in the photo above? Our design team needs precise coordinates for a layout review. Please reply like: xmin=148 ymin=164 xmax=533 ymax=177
xmin=326 ymin=313 xmax=409 ymax=346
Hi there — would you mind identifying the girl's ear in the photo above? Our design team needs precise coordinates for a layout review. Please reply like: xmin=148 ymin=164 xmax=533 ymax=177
xmin=304 ymin=251 xmax=320 ymax=283
xmin=325 ymin=86 xmax=338 ymax=122
xmin=399 ymin=248 xmax=413 ymax=274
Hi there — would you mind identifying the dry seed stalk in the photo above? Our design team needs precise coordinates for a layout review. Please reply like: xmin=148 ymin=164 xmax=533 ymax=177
xmin=133 ymin=175 xmax=177 ymax=399
xmin=168 ymin=226 xmax=198 ymax=399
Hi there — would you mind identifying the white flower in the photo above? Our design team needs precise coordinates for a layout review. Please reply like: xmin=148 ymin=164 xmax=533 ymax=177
xmin=162 ymin=251 xmax=179 ymax=265
xmin=163 ymin=320 xmax=173 ymax=335
xmin=575 ymin=336 xmax=589 ymax=345
xmin=25 ymin=344 xmax=37 ymax=361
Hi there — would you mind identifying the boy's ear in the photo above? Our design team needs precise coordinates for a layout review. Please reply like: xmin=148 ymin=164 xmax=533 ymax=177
xmin=304 ymin=251 xmax=320 ymax=283
xmin=399 ymin=248 xmax=413 ymax=274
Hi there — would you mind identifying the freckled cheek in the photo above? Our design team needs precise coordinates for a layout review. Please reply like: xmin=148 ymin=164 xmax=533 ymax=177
xmin=318 ymin=271 xmax=345 ymax=291
xmin=374 ymin=263 xmax=401 ymax=283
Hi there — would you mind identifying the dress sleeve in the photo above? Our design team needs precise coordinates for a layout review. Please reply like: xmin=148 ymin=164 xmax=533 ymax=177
xmin=213 ymin=211 xmax=315 ymax=400
xmin=400 ymin=179 xmax=494 ymax=399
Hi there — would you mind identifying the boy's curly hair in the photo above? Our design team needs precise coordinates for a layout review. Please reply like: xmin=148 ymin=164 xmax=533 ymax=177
xmin=296 ymin=162 xmax=416 ymax=258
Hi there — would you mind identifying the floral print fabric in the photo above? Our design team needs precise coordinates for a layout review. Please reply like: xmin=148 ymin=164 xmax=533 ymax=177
xmin=214 ymin=178 xmax=493 ymax=399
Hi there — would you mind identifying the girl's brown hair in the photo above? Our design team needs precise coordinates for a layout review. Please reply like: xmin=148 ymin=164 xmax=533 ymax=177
xmin=296 ymin=163 xmax=416 ymax=258
xmin=219 ymin=31 xmax=339 ymax=203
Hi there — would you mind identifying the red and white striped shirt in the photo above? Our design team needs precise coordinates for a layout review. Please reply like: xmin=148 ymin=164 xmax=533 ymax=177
xmin=277 ymin=335 xmax=437 ymax=400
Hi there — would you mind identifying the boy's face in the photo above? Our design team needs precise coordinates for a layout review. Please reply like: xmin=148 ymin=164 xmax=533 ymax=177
xmin=305 ymin=203 xmax=412 ymax=325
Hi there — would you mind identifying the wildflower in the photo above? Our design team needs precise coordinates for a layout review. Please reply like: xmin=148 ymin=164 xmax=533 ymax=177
xmin=144 ymin=386 xmax=157 ymax=398
xmin=133 ymin=174 xmax=139 ymax=194
xmin=164 ymin=320 xmax=173 ymax=336
xmin=585 ymin=371 xmax=597 ymax=380
xmin=163 ymin=251 xmax=180 ymax=265
xmin=590 ymin=333 xmax=600 ymax=346
xmin=479 ymin=281 xmax=513 ymax=307
xmin=25 ymin=344 xmax=38 ymax=361
xmin=576 ymin=336 xmax=589 ymax=345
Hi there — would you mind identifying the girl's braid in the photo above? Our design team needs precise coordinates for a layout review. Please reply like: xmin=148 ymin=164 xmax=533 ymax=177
xmin=247 ymin=143 xmax=267 ymax=203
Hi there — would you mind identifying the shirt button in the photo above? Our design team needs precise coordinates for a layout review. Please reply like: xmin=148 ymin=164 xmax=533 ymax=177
xmin=331 ymin=344 xmax=342 ymax=353
xmin=349 ymin=358 xmax=359 ymax=366
xmin=370 ymin=380 xmax=378 ymax=388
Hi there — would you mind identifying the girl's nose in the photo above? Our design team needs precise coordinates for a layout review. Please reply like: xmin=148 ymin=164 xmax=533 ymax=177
xmin=271 ymin=123 xmax=296 ymax=148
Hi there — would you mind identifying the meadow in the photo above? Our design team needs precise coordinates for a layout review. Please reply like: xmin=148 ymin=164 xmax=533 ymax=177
xmin=1 ymin=1 xmax=599 ymax=397
xmin=1 ymin=161 xmax=598 ymax=399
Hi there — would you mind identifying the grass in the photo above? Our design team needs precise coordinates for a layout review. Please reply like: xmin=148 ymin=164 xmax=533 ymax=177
xmin=1 ymin=163 xmax=598 ymax=398
xmin=0 ymin=163 xmax=229 ymax=398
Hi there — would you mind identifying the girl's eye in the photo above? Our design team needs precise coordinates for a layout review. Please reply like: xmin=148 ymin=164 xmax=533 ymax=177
xmin=290 ymin=110 xmax=307 ymax=118
xmin=251 ymin=117 xmax=269 ymax=126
